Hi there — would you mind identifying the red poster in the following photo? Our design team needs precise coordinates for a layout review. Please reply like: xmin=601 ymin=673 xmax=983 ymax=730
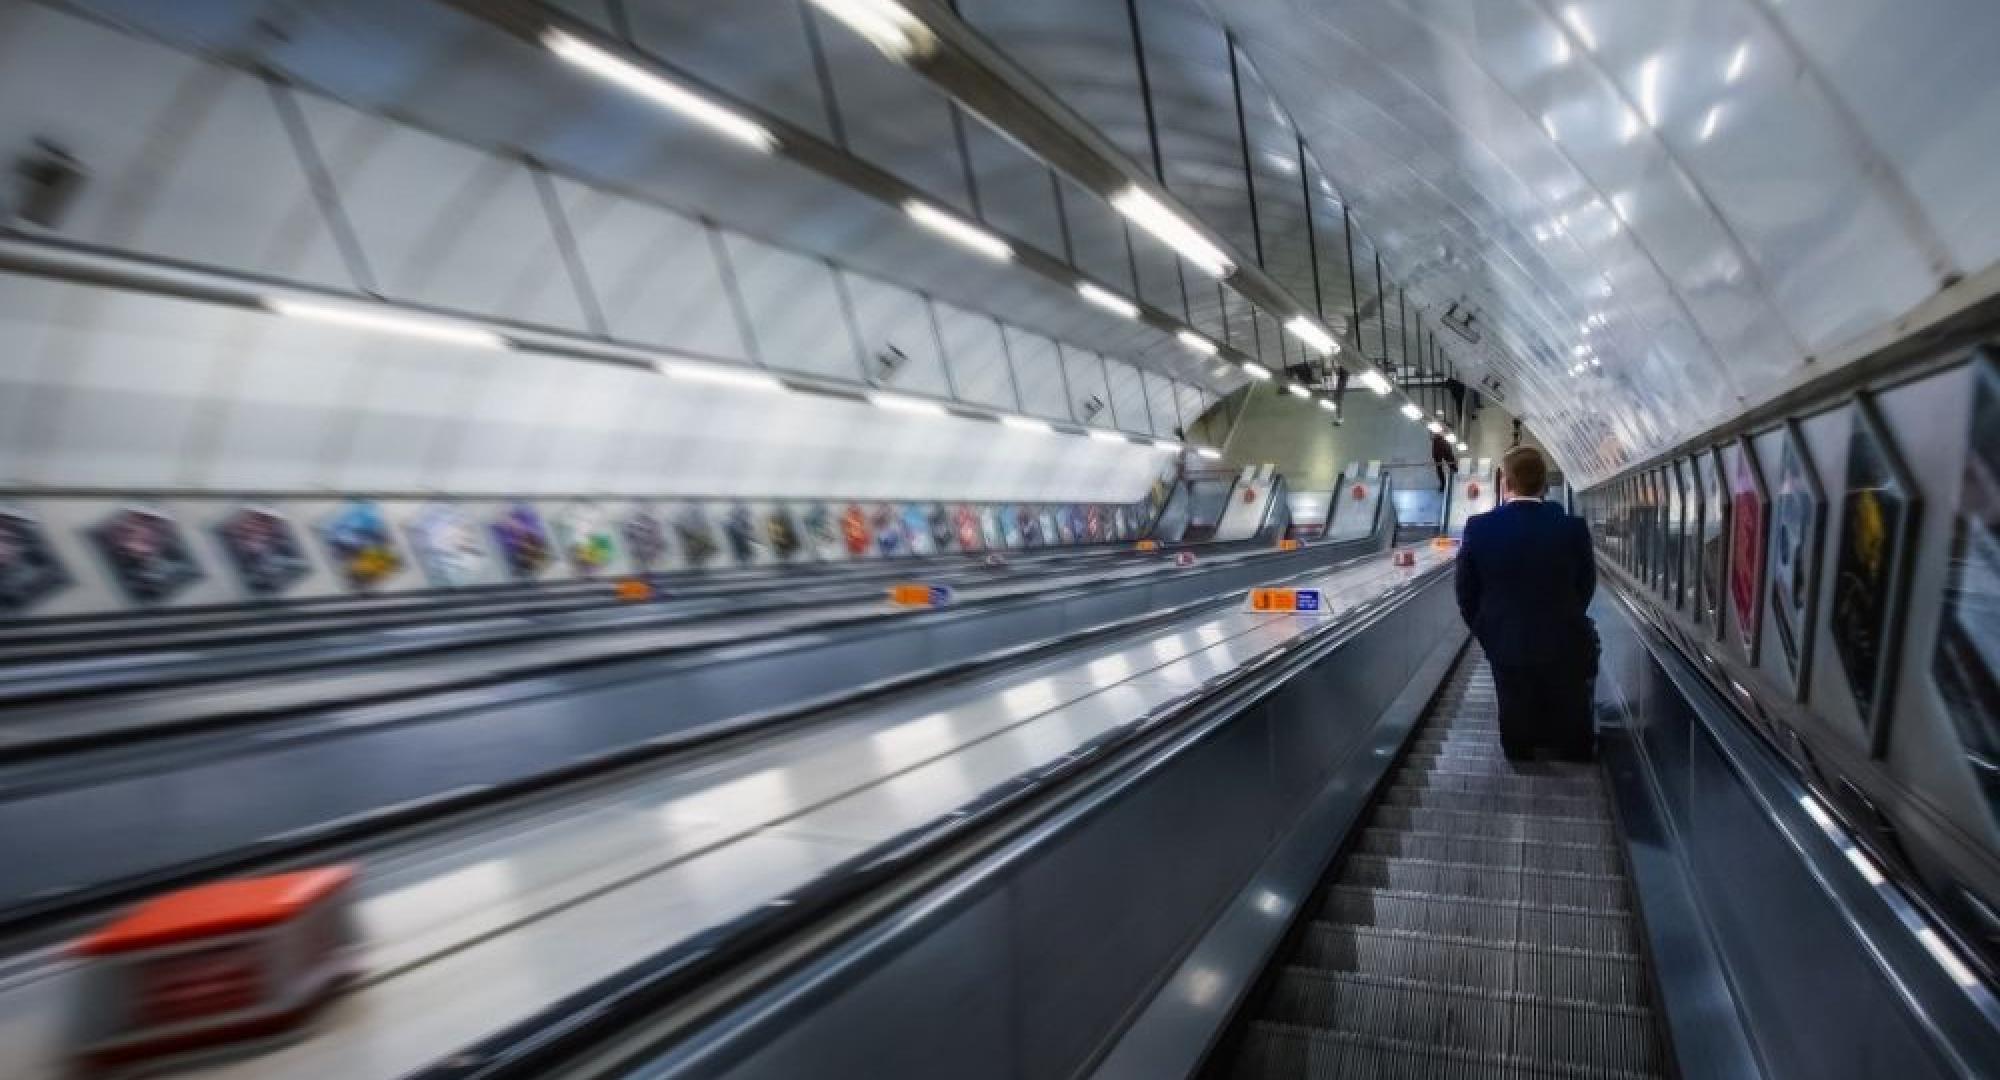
xmin=1728 ymin=442 xmax=1767 ymax=659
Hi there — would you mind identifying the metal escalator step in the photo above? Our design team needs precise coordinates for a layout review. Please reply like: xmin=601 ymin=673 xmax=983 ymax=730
xmin=1260 ymin=967 xmax=1667 ymax=1076
xmin=1232 ymin=1021 xmax=1661 ymax=1080
xmin=1379 ymin=785 xmax=1609 ymax=819
xmin=1291 ymin=923 xmax=1654 ymax=1009
xmin=1370 ymin=805 xmax=1619 ymax=847
xmin=1335 ymin=855 xmax=1630 ymax=913
xmin=1394 ymin=769 xmax=1607 ymax=800
xmin=1323 ymin=887 xmax=1642 ymax=954
xmin=1352 ymin=829 xmax=1625 ymax=876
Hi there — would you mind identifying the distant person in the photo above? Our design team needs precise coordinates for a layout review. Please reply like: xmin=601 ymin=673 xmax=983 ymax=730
xmin=1430 ymin=431 xmax=1457 ymax=492
xmin=1455 ymin=446 xmax=1598 ymax=761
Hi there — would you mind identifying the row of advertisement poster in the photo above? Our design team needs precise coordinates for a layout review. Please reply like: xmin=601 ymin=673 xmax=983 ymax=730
xmin=1584 ymin=360 xmax=1996 ymax=800
xmin=0 ymin=498 xmax=1159 ymax=614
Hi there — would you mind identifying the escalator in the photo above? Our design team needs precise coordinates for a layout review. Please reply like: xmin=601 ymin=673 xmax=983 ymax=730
xmin=1211 ymin=646 xmax=1671 ymax=1079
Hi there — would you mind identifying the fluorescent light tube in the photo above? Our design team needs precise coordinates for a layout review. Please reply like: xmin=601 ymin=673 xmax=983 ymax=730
xmin=267 ymin=298 xmax=507 ymax=349
xmin=1176 ymin=330 xmax=1219 ymax=356
xmin=1240 ymin=362 xmax=1272 ymax=380
xmin=1317 ymin=398 xmax=1338 ymax=412
xmin=545 ymin=30 xmax=777 ymax=152
xmin=1001 ymin=415 xmax=1053 ymax=435
xmin=1077 ymin=282 xmax=1139 ymax=319
xmin=1195 ymin=446 xmax=1222 ymax=460
xmin=1427 ymin=421 xmax=1445 ymax=434
xmin=1284 ymin=316 xmax=1338 ymax=356
xmin=870 ymin=391 xmax=947 ymax=416
xmin=1359 ymin=370 xmax=1393 ymax=395
xmin=660 ymin=360 xmax=785 ymax=392
xmin=1089 ymin=429 xmax=1130 ymax=444
xmin=1286 ymin=383 xmax=1312 ymax=399
xmin=1111 ymin=186 xmax=1235 ymax=278
xmin=905 ymin=200 xmax=1012 ymax=260
xmin=805 ymin=0 xmax=934 ymax=61
xmin=1153 ymin=438 xmax=1182 ymax=452
xmin=1401 ymin=403 xmax=1424 ymax=421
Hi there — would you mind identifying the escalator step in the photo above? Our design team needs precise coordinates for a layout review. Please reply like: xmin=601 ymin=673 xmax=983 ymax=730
xmin=1335 ymin=855 xmax=1631 ymax=913
xmin=1352 ymin=829 xmax=1625 ymax=876
xmin=1370 ymin=805 xmax=1619 ymax=847
xmin=1395 ymin=768 xmax=1605 ymax=799
xmin=1323 ymin=886 xmax=1641 ymax=953
xmin=1231 ymin=1021 xmax=1661 ymax=1080
xmin=1290 ymin=922 xmax=1653 ymax=1007
xmin=1379 ymin=785 xmax=1608 ymax=818
xmin=1259 ymin=967 xmax=1666 ymax=1076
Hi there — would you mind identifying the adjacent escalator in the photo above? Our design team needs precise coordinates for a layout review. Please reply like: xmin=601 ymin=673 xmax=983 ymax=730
xmin=1211 ymin=647 xmax=1672 ymax=1079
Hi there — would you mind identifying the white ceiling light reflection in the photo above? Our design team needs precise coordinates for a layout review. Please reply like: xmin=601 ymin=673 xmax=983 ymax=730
xmin=1725 ymin=42 xmax=1750 ymax=84
xmin=1001 ymin=678 xmax=1063 ymax=711
xmin=1637 ymin=55 xmax=1663 ymax=128
xmin=1560 ymin=5 xmax=1598 ymax=52
xmin=1088 ymin=653 xmax=1135 ymax=683
xmin=1619 ymin=106 xmax=1642 ymax=143
xmin=868 ymin=710 xmax=958 ymax=766
xmin=1541 ymin=113 xmax=1560 ymax=141
xmin=1552 ymin=32 xmax=1572 ymax=65
xmin=1698 ymin=105 xmax=1722 ymax=142
xmin=1195 ymin=620 xmax=1228 ymax=645
xmin=658 ymin=768 xmax=796 ymax=831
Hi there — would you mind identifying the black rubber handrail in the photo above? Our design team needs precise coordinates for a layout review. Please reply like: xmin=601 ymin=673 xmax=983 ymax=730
xmin=409 ymin=561 xmax=1447 ymax=1080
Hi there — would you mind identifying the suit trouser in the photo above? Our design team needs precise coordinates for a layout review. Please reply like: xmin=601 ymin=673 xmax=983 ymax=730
xmin=1488 ymin=658 xmax=1594 ymax=757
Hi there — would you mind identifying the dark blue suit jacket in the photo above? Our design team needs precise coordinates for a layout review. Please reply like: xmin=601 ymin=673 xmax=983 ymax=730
xmin=1455 ymin=499 xmax=1596 ymax=668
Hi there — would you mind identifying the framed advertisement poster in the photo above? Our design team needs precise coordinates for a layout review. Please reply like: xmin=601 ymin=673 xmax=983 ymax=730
xmin=0 ymin=507 xmax=70 ymax=613
xmin=322 ymin=500 xmax=402 ymax=591
xmin=622 ymin=509 xmax=668 ymax=572
xmin=901 ymin=505 xmax=934 ymax=556
xmin=1934 ymin=353 xmax=2000 ymax=821
xmin=980 ymin=506 xmax=1005 ymax=550
xmin=871 ymin=504 xmax=904 ymax=557
xmin=840 ymin=504 xmax=870 ymax=558
xmin=802 ymin=503 xmax=842 ymax=562
xmin=1767 ymin=422 xmax=1826 ymax=700
xmin=674 ymin=505 xmax=719 ymax=567
xmin=1830 ymin=395 xmax=1920 ymax=752
xmin=953 ymin=505 xmax=982 ymax=552
xmin=410 ymin=504 xmax=486 ymax=587
xmin=765 ymin=506 xmax=801 ymax=562
xmin=217 ymin=506 xmax=311 ymax=598
xmin=91 ymin=507 xmax=203 ymax=605
xmin=721 ymin=503 xmax=762 ymax=565
xmin=1727 ymin=438 xmax=1770 ymax=664
xmin=1697 ymin=447 xmax=1731 ymax=638
xmin=557 ymin=504 xmax=616 ymax=577
xmin=491 ymin=503 xmax=553 ymax=580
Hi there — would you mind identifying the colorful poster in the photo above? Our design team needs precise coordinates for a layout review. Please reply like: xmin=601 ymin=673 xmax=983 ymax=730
xmin=841 ymin=504 xmax=870 ymax=557
xmin=217 ymin=506 xmax=310 ymax=597
xmin=1011 ymin=506 xmax=1035 ymax=548
xmin=1768 ymin=424 xmax=1824 ymax=697
xmin=1038 ymin=508 xmax=1060 ymax=548
xmin=1054 ymin=506 xmax=1077 ymax=545
xmin=901 ymin=505 xmax=934 ymax=556
xmin=1831 ymin=397 xmax=1919 ymax=746
xmin=0 ymin=508 xmax=70 ymax=613
xmin=1113 ymin=506 xmax=1131 ymax=541
xmin=1086 ymin=504 xmax=1107 ymax=542
xmin=980 ymin=506 xmax=1005 ymax=550
xmin=803 ymin=504 xmax=841 ymax=562
xmin=409 ymin=504 xmax=486 ymax=587
xmin=1934 ymin=356 xmax=2000 ymax=821
xmin=490 ymin=503 xmax=553 ymax=581
xmin=722 ymin=503 xmax=760 ymax=565
xmin=871 ymin=504 xmax=903 ymax=557
xmin=1728 ymin=440 xmax=1768 ymax=663
xmin=927 ymin=504 xmax=954 ymax=554
xmin=953 ymin=505 xmax=982 ymax=552
xmin=91 ymin=507 xmax=203 ymax=604
xmin=1697 ymin=449 xmax=1730 ymax=636
xmin=322 ymin=500 xmax=402 ymax=590
xmin=674 ymin=505 xmax=719 ymax=567
xmin=623 ymin=509 xmax=668 ymax=572
xmin=557 ymin=504 xmax=616 ymax=577
xmin=766 ymin=506 xmax=801 ymax=561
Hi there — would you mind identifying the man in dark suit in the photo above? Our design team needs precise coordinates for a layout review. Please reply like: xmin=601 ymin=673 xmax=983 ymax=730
xmin=1455 ymin=446 xmax=1598 ymax=760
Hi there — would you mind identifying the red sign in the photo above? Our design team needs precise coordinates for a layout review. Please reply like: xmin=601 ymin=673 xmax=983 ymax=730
xmin=139 ymin=944 xmax=263 ymax=1027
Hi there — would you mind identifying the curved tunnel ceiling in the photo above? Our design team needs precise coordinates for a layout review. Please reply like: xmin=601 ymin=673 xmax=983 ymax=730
xmin=1211 ymin=0 xmax=1998 ymax=481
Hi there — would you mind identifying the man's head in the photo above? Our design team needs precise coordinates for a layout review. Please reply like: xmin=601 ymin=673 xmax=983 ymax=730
xmin=1501 ymin=445 xmax=1548 ymax=498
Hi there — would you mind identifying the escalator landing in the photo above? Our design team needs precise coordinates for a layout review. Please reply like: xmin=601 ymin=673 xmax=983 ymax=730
xmin=1224 ymin=649 xmax=1670 ymax=1079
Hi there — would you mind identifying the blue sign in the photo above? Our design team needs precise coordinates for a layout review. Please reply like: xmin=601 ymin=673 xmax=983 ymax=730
xmin=928 ymin=585 xmax=954 ymax=606
xmin=1294 ymin=589 xmax=1322 ymax=612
